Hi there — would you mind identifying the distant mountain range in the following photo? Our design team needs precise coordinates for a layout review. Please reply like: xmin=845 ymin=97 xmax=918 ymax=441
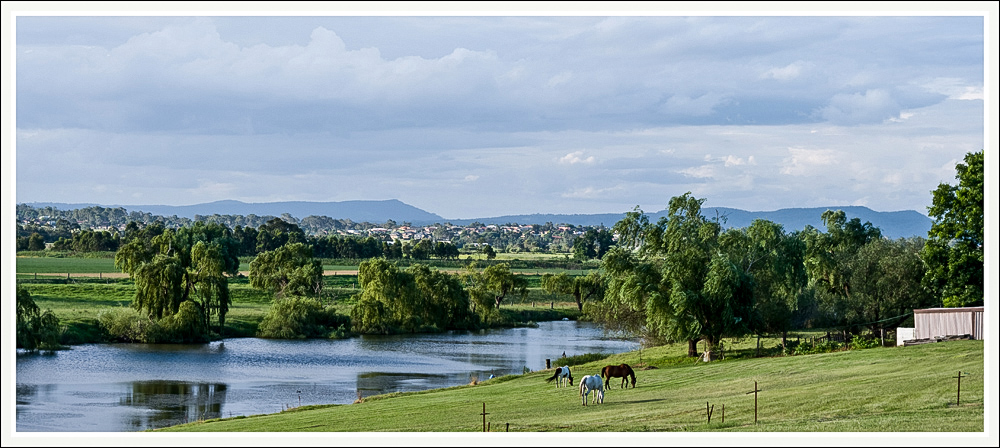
xmin=23 ymin=200 xmax=933 ymax=239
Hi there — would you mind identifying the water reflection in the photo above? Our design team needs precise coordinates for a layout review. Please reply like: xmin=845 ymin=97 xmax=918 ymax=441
xmin=356 ymin=372 xmax=451 ymax=400
xmin=120 ymin=381 xmax=228 ymax=430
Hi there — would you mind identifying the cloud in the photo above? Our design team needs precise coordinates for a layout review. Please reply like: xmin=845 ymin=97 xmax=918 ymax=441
xmin=780 ymin=148 xmax=841 ymax=176
xmin=761 ymin=62 xmax=804 ymax=81
xmin=12 ymin=15 xmax=986 ymax=218
xmin=658 ymin=93 xmax=731 ymax=117
xmin=559 ymin=151 xmax=595 ymax=165
xmin=815 ymin=89 xmax=901 ymax=125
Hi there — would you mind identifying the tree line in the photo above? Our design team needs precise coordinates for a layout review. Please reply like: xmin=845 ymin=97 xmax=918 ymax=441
xmin=17 ymin=151 xmax=981 ymax=354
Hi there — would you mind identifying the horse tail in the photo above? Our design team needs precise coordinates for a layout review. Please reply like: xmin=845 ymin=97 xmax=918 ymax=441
xmin=545 ymin=367 xmax=561 ymax=383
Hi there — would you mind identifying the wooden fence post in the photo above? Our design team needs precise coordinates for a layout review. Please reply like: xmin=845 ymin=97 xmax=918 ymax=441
xmin=954 ymin=371 xmax=966 ymax=405
xmin=746 ymin=381 xmax=762 ymax=424
xmin=481 ymin=403 xmax=489 ymax=432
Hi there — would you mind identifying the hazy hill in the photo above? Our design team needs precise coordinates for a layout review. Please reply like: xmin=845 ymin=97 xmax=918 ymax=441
xmin=22 ymin=200 xmax=932 ymax=239
xmin=455 ymin=206 xmax=931 ymax=239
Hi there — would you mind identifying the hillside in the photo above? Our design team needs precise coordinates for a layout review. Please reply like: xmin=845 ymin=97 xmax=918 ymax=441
xmin=159 ymin=339 xmax=985 ymax=433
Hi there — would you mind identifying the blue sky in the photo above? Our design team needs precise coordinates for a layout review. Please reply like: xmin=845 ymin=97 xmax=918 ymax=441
xmin=6 ymin=3 xmax=994 ymax=219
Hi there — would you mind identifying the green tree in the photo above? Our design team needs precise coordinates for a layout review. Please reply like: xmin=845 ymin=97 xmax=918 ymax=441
xmin=480 ymin=244 xmax=497 ymax=260
xmin=802 ymin=209 xmax=884 ymax=329
xmin=572 ymin=228 xmax=615 ymax=261
xmin=28 ymin=232 xmax=45 ymax=251
xmin=839 ymin=237 xmax=933 ymax=343
xmin=249 ymin=242 xmax=324 ymax=298
xmin=598 ymin=193 xmax=759 ymax=359
xmin=256 ymin=218 xmax=306 ymax=253
xmin=115 ymin=223 xmax=237 ymax=332
xmin=542 ymin=271 xmax=604 ymax=312
xmin=350 ymin=259 xmax=473 ymax=334
xmin=921 ymin=150 xmax=984 ymax=307
xmin=480 ymin=263 xmax=528 ymax=309
xmin=258 ymin=296 xmax=350 ymax=339
xmin=16 ymin=286 xmax=62 ymax=351
xmin=717 ymin=220 xmax=807 ymax=352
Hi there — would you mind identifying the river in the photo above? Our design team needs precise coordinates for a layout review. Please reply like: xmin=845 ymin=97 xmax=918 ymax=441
xmin=15 ymin=320 xmax=637 ymax=432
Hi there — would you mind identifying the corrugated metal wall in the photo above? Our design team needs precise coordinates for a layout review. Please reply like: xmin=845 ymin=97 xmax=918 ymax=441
xmin=913 ymin=307 xmax=984 ymax=340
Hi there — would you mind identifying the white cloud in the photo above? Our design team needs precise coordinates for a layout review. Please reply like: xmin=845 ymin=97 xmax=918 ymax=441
xmin=680 ymin=165 xmax=717 ymax=179
xmin=817 ymin=89 xmax=900 ymax=125
xmin=920 ymin=78 xmax=984 ymax=101
xmin=724 ymin=155 xmax=755 ymax=167
xmin=658 ymin=93 xmax=730 ymax=117
xmin=559 ymin=151 xmax=595 ymax=165
xmin=780 ymin=148 xmax=840 ymax=176
xmin=561 ymin=186 xmax=622 ymax=199
xmin=463 ymin=175 xmax=479 ymax=181
xmin=761 ymin=62 xmax=803 ymax=81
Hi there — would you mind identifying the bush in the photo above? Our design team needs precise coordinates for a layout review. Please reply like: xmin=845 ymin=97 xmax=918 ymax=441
xmin=98 ymin=301 xmax=213 ymax=343
xmin=154 ymin=301 xmax=211 ymax=343
xmin=849 ymin=334 xmax=881 ymax=350
xmin=553 ymin=352 xmax=610 ymax=367
xmin=257 ymin=296 xmax=351 ymax=339
xmin=97 ymin=306 xmax=156 ymax=343
xmin=792 ymin=339 xmax=843 ymax=355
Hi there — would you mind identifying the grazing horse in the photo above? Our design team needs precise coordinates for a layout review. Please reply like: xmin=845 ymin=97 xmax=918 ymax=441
xmin=601 ymin=363 xmax=637 ymax=389
xmin=545 ymin=365 xmax=574 ymax=387
xmin=579 ymin=374 xmax=604 ymax=406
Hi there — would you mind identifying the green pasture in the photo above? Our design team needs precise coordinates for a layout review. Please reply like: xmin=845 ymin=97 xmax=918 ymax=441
xmin=160 ymin=339 xmax=985 ymax=433
xmin=16 ymin=256 xmax=119 ymax=274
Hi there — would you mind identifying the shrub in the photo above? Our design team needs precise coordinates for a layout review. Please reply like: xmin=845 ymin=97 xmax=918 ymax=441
xmin=849 ymin=334 xmax=881 ymax=350
xmin=553 ymin=352 xmax=609 ymax=367
xmin=154 ymin=301 xmax=211 ymax=343
xmin=257 ymin=296 xmax=350 ymax=339
xmin=97 ymin=306 xmax=156 ymax=343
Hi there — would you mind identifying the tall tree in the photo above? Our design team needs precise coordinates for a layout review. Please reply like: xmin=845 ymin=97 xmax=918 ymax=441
xmin=542 ymin=271 xmax=605 ymax=312
xmin=839 ymin=237 xmax=933 ymax=343
xmin=598 ymin=193 xmax=758 ymax=358
xmin=802 ymin=209 xmax=883 ymax=313
xmin=115 ymin=223 xmax=237 ymax=331
xmin=249 ymin=242 xmax=324 ymax=298
xmin=921 ymin=150 xmax=984 ymax=307
xmin=717 ymin=219 xmax=807 ymax=352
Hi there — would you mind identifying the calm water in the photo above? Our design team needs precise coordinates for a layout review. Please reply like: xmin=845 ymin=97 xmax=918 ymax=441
xmin=16 ymin=321 xmax=637 ymax=432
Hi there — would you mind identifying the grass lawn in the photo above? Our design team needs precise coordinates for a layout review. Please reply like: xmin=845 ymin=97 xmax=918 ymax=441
xmin=158 ymin=339 xmax=985 ymax=433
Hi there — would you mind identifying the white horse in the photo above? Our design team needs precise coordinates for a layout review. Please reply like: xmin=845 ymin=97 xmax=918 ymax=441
xmin=579 ymin=374 xmax=604 ymax=406
xmin=545 ymin=365 xmax=574 ymax=387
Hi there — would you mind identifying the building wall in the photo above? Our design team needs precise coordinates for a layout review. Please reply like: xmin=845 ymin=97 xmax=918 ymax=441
xmin=913 ymin=307 xmax=984 ymax=340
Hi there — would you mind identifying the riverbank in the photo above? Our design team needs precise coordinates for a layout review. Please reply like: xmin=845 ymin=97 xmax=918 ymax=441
xmin=16 ymin=275 xmax=582 ymax=345
xmin=158 ymin=339 xmax=986 ymax=433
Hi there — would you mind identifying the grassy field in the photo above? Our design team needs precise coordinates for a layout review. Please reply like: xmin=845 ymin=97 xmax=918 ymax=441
xmin=157 ymin=339 xmax=985 ymax=433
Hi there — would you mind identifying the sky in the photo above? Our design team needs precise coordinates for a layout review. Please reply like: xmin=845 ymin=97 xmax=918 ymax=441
xmin=6 ymin=3 xmax=995 ymax=220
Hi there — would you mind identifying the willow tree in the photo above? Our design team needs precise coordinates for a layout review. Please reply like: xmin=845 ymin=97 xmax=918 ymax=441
xmin=598 ymin=193 xmax=760 ymax=359
xmin=115 ymin=223 xmax=238 ymax=331
xmin=249 ymin=242 xmax=324 ymax=298
xmin=350 ymin=258 xmax=473 ymax=334
xmin=717 ymin=219 xmax=807 ymax=353
xmin=542 ymin=271 xmax=604 ymax=312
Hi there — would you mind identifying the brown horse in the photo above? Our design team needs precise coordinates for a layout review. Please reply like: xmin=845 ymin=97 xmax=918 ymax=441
xmin=601 ymin=363 xmax=636 ymax=389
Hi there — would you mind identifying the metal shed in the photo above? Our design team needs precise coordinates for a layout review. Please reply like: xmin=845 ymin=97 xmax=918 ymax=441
xmin=913 ymin=306 xmax=985 ymax=340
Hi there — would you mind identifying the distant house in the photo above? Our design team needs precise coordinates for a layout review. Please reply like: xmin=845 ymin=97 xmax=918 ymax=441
xmin=897 ymin=306 xmax=984 ymax=345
